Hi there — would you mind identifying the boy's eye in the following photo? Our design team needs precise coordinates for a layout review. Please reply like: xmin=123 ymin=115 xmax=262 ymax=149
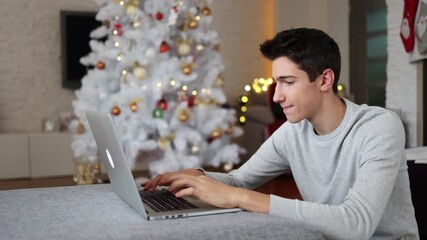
xmin=285 ymin=81 xmax=294 ymax=84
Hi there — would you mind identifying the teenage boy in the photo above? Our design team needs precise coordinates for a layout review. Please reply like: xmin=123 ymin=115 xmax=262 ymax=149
xmin=143 ymin=28 xmax=419 ymax=239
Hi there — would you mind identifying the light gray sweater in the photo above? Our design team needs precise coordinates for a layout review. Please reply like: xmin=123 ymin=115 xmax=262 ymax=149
xmin=205 ymin=99 xmax=419 ymax=240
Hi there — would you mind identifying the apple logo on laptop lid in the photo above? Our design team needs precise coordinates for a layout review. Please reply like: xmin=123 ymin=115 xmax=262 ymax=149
xmin=105 ymin=149 xmax=115 ymax=168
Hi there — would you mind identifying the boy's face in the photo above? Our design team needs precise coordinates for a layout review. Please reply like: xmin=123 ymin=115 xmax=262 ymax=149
xmin=272 ymin=57 xmax=322 ymax=123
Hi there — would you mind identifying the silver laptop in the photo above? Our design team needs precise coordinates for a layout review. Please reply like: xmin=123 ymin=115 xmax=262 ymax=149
xmin=86 ymin=111 xmax=242 ymax=220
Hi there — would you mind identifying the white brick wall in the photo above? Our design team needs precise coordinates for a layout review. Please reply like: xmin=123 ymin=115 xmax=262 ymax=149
xmin=386 ymin=0 xmax=419 ymax=147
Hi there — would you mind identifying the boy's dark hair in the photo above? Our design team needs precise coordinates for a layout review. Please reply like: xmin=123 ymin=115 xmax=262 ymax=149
xmin=260 ymin=28 xmax=341 ymax=93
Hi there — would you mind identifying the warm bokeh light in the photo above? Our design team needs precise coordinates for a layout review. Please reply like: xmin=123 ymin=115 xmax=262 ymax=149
xmin=241 ymin=95 xmax=248 ymax=103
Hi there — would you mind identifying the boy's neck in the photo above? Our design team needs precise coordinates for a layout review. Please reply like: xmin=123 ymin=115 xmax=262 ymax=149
xmin=310 ymin=96 xmax=347 ymax=135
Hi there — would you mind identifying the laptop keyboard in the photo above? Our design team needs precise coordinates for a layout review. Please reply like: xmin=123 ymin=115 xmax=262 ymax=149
xmin=139 ymin=189 xmax=199 ymax=212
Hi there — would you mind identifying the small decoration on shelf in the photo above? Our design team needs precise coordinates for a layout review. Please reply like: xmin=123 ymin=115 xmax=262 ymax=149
xmin=42 ymin=117 xmax=60 ymax=132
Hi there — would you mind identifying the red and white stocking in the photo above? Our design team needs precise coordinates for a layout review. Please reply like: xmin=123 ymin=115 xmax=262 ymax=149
xmin=400 ymin=0 xmax=419 ymax=52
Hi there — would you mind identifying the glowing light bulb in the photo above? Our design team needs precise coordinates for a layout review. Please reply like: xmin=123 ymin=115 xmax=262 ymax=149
xmin=239 ymin=116 xmax=246 ymax=123
xmin=262 ymin=85 xmax=268 ymax=92
xmin=241 ymin=95 xmax=248 ymax=103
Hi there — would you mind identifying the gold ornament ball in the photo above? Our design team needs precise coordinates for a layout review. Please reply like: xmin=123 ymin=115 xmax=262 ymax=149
xmin=134 ymin=66 xmax=147 ymax=79
xmin=182 ymin=65 xmax=193 ymax=75
xmin=130 ymin=102 xmax=138 ymax=112
xmin=133 ymin=19 xmax=142 ymax=28
xmin=202 ymin=6 xmax=211 ymax=16
xmin=76 ymin=121 xmax=86 ymax=134
xmin=211 ymin=127 xmax=222 ymax=138
xmin=112 ymin=106 xmax=121 ymax=116
xmin=188 ymin=19 xmax=198 ymax=29
xmin=126 ymin=5 xmax=137 ymax=16
xmin=179 ymin=110 xmax=189 ymax=122
xmin=178 ymin=43 xmax=191 ymax=56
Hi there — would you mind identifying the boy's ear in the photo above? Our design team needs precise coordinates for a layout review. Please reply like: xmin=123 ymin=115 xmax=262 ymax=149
xmin=319 ymin=69 xmax=335 ymax=92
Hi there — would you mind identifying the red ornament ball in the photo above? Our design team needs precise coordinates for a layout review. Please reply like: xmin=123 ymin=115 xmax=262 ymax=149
xmin=159 ymin=41 xmax=170 ymax=53
xmin=156 ymin=12 xmax=164 ymax=21
xmin=114 ymin=23 xmax=122 ymax=29
xmin=96 ymin=61 xmax=106 ymax=70
xmin=157 ymin=99 xmax=168 ymax=110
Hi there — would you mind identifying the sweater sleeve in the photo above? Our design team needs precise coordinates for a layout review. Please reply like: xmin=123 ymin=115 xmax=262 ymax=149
xmin=204 ymin=124 xmax=291 ymax=189
xmin=269 ymin=112 xmax=405 ymax=240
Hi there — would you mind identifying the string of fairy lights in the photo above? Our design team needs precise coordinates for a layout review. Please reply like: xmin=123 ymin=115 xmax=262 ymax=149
xmin=238 ymin=77 xmax=274 ymax=124
xmin=237 ymin=78 xmax=347 ymax=125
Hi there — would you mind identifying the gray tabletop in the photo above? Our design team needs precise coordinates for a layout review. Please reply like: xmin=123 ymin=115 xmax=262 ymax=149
xmin=0 ymin=184 xmax=323 ymax=240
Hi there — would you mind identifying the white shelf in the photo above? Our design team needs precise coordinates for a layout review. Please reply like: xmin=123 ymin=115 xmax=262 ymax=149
xmin=0 ymin=133 xmax=74 ymax=179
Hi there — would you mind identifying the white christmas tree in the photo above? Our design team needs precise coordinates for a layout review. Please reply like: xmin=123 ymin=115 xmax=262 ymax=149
xmin=69 ymin=0 xmax=244 ymax=177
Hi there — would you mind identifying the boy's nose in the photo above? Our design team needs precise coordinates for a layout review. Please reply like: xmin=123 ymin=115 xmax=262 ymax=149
xmin=272 ymin=85 xmax=284 ymax=103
